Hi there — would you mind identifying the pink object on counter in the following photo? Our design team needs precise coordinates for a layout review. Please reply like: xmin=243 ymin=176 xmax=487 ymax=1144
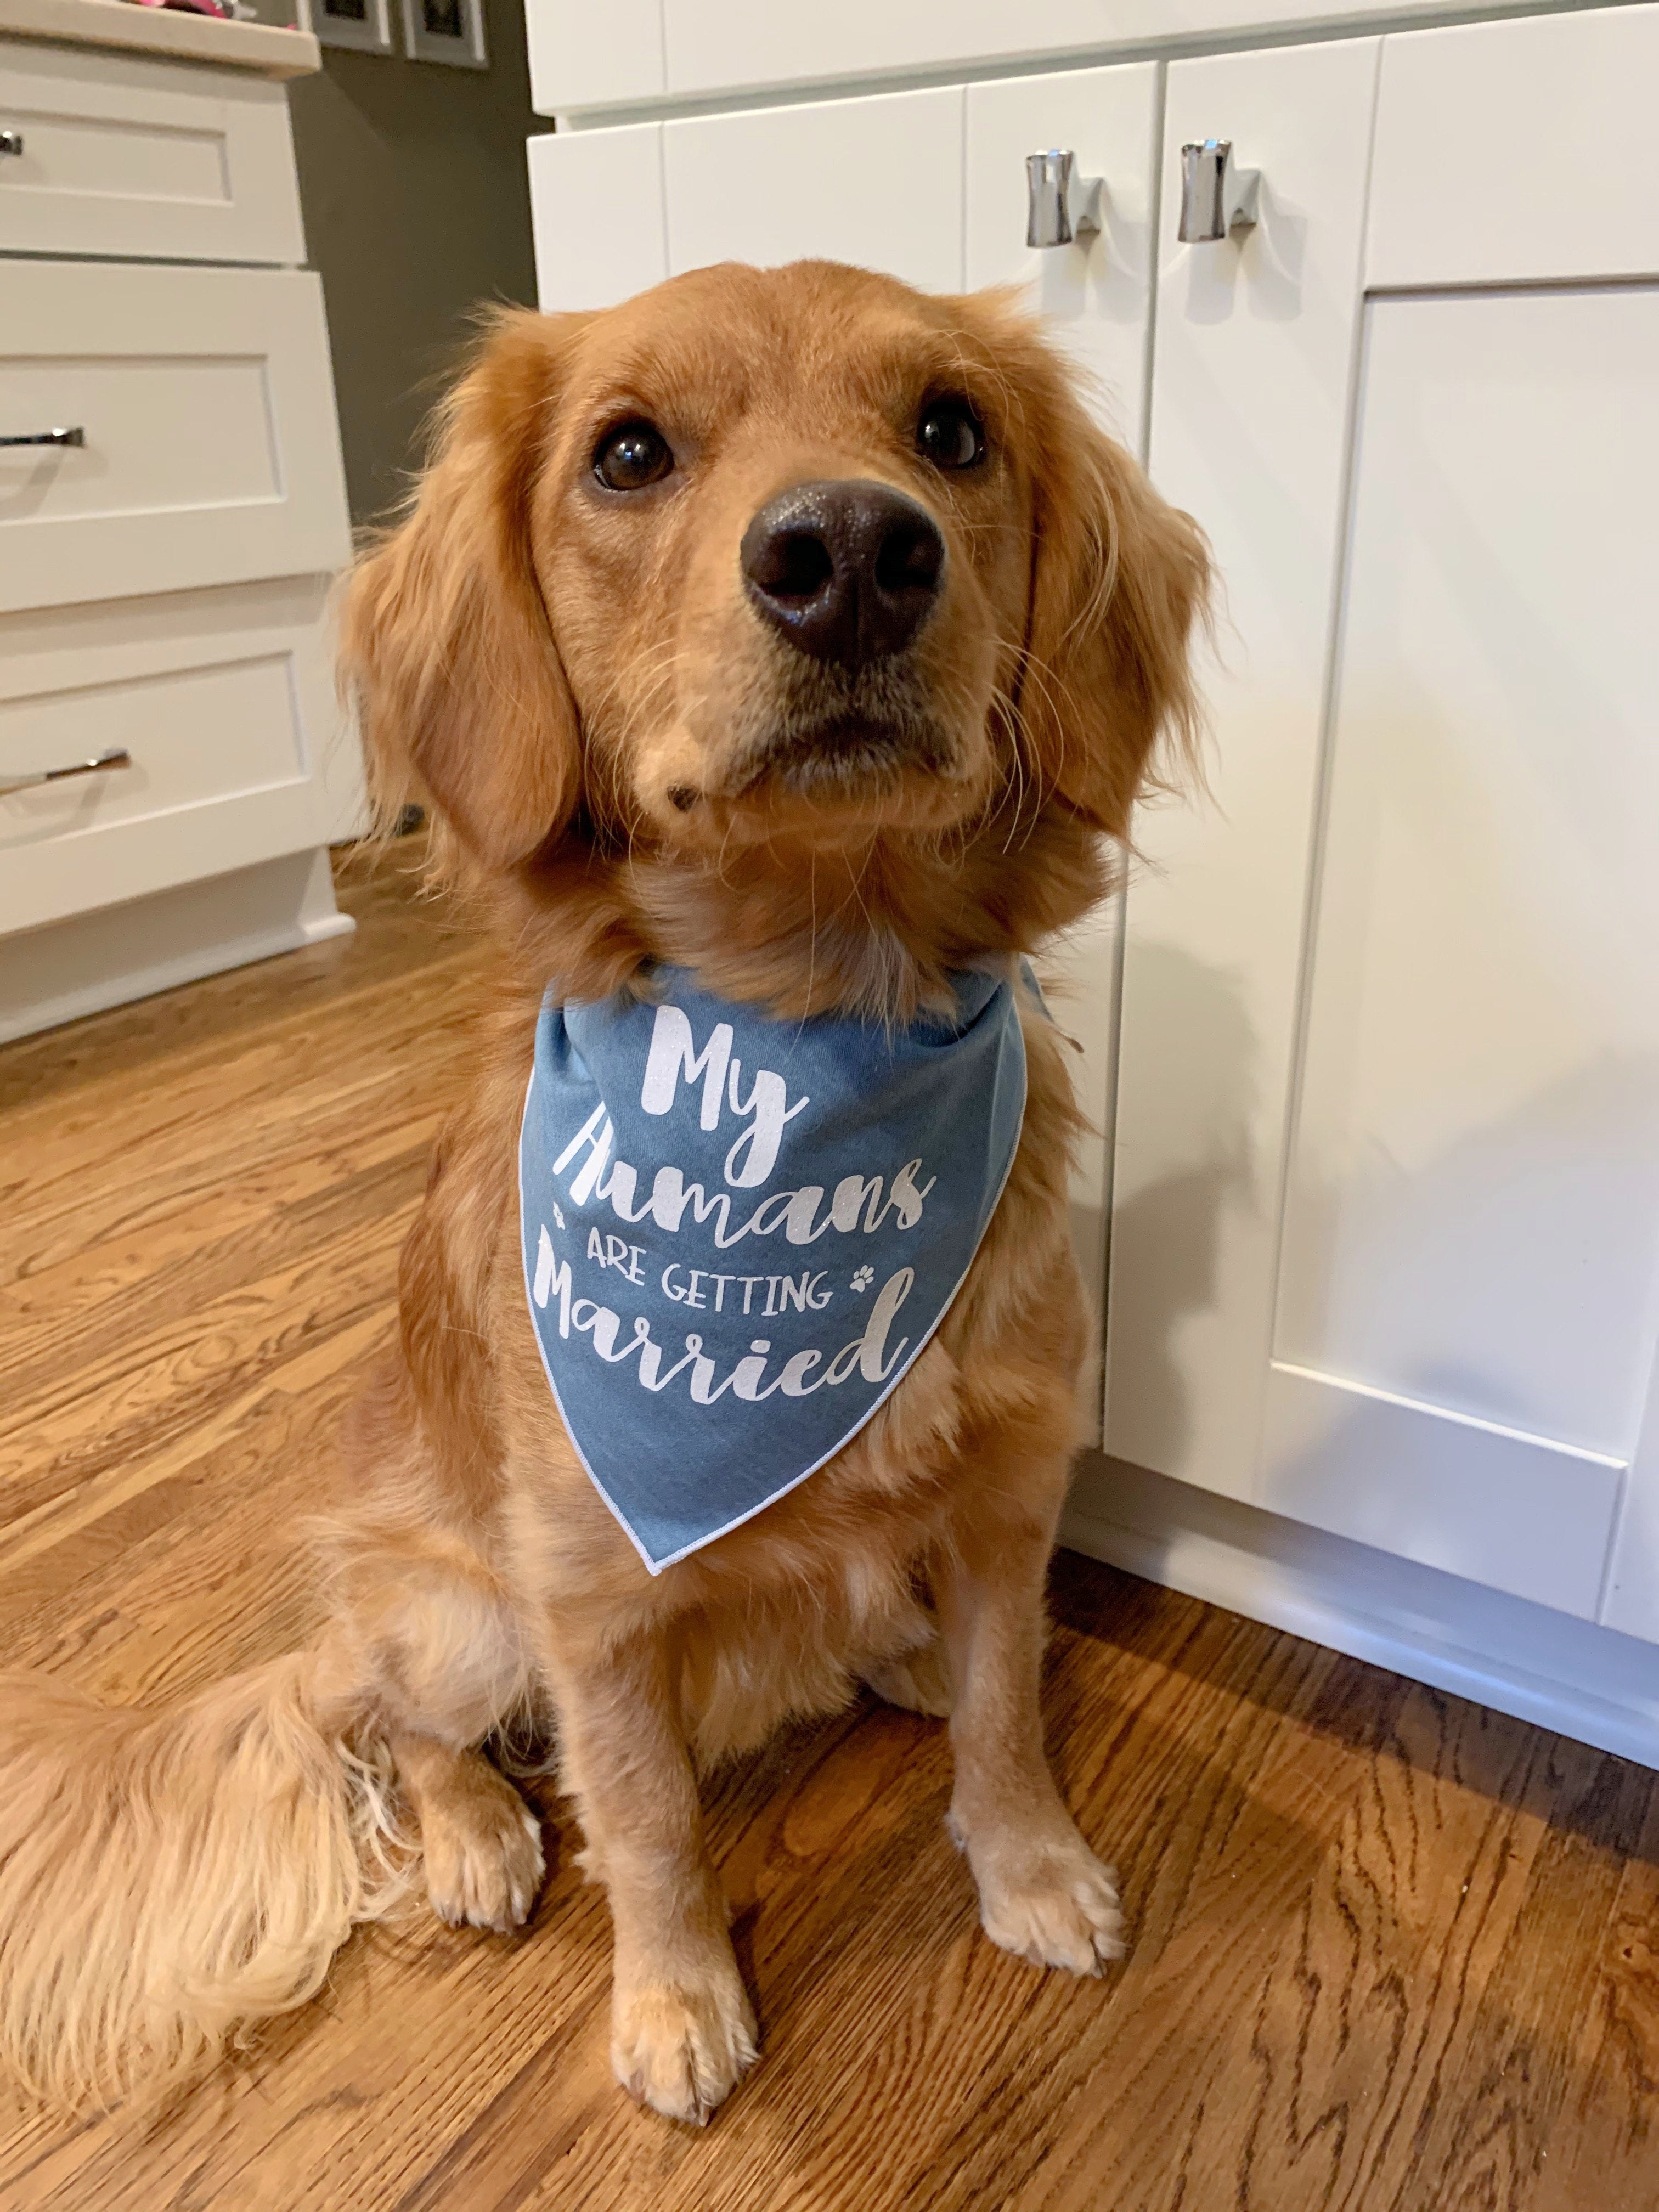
xmin=123 ymin=0 xmax=232 ymax=16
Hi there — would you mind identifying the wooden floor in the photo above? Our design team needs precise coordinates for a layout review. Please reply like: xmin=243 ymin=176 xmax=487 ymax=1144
xmin=2 ymin=847 xmax=1657 ymax=2212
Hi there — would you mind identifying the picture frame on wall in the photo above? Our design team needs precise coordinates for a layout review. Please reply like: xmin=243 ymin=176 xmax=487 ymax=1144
xmin=399 ymin=0 xmax=489 ymax=67
xmin=298 ymin=0 xmax=394 ymax=54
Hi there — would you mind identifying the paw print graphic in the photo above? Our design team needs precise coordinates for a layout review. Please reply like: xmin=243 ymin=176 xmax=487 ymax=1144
xmin=551 ymin=1203 xmax=566 ymax=1231
xmin=850 ymin=1265 xmax=874 ymax=1294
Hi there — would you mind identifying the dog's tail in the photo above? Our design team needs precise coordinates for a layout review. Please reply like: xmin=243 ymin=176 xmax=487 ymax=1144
xmin=0 ymin=1651 xmax=409 ymax=2113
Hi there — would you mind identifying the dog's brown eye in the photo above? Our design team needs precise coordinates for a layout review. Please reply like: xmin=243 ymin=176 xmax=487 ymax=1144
xmin=916 ymin=397 xmax=986 ymax=471
xmin=594 ymin=421 xmax=673 ymax=491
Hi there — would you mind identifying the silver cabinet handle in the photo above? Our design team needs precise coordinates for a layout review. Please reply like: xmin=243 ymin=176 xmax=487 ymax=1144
xmin=0 ymin=130 xmax=23 ymax=157
xmin=1177 ymin=140 xmax=1261 ymax=242
xmin=0 ymin=749 xmax=132 ymax=798
xmin=1025 ymin=149 xmax=1103 ymax=250
xmin=0 ymin=426 xmax=85 ymax=449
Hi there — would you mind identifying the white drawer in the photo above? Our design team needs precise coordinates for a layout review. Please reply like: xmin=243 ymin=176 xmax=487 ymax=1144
xmin=529 ymin=125 xmax=668 ymax=311
xmin=1368 ymin=4 xmax=1659 ymax=287
xmin=0 ymin=260 xmax=351 ymax=617
xmin=0 ymin=38 xmax=304 ymax=264
xmin=0 ymin=577 xmax=337 ymax=936
xmin=526 ymin=0 xmax=1548 ymax=114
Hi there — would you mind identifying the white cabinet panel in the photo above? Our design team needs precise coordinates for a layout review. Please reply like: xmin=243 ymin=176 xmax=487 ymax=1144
xmin=1368 ymin=5 xmax=1659 ymax=289
xmin=966 ymin=64 xmax=1160 ymax=1429
xmin=519 ymin=0 xmax=1549 ymax=114
xmin=1105 ymin=36 xmax=1380 ymax=1501
xmin=526 ymin=0 xmax=664 ymax=115
xmin=529 ymin=123 xmax=668 ymax=312
xmin=1109 ymin=13 xmax=1659 ymax=1633
xmin=1260 ymin=1367 xmax=1623 ymax=1617
xmin=530 ymin=92 xmax=966 ymax=308
xmin=664 ymin=0 xmax=1080 ymax=106
xmin=1277 ymin=288 xmax=1659 ymax=1459
xmin=0 ymin=42 xmax=304 ymax=266
xmin=1263 ymin=286 xmax=1659 ymax=1610
xmin=0 ymin=262 xmax=349 ymax=617
xmin=663 ymin=88 xmax=964 ymax=287
xmin=965 ymin=63 xmax=1159 ymax=449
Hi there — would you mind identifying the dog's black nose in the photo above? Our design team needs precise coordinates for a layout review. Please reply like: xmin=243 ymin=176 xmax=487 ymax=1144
xmin=741 ymin=479 xmax=945 ymax=668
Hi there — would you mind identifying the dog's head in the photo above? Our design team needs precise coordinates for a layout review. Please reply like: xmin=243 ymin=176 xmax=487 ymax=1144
xmin=341 ymin=261 xmax=1206 ymax=1002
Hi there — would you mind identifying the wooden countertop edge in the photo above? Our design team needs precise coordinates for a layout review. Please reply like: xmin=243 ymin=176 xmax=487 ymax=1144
xmin=0 ymin=0 xmax=320 ymax=80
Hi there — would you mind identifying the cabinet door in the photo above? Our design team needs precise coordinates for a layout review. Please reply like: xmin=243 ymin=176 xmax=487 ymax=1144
xmin=526 ymin=0 xmax=664 ymax=115
xmin=1107 ymin=36 xmax=1382 ymax=1503
xmin=662 ymin=87 xmax=963 ymax=286
xmin=530 ymin=89 xmax=964 ymax=311
xmin=529 ymin=122 xmax=669 ymax=312
xmin=966 ymin=63 xmax=1160 ymax=1425
xmin=1110 ymin=8 xmax=1659 ymax=1629
xmin=965 ymin=65 xmax=1159 ymax=503
xmin=1266 ymin=282 xmax=1658 ymax=1621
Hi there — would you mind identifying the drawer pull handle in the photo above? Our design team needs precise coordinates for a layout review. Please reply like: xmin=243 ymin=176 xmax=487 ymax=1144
xmin=0 ymin=130 xmax=22 ymax=157
xmin=0 ymin=749 xmax=133 ymax=799
xmin=0 ymin=426 xmax=85 ymax=449
xmin=1178 ymin=140 xmax=1261 ymax=242
xmin=1025 ymin=149 xmax=1102 ymax=250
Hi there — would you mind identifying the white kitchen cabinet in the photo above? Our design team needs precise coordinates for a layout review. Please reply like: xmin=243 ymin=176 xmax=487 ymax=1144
xmin=1105 ymin=35 xmax=1383 ymax=1503
xmin=526 ymin=0 xmax=1659 ymax=1753
xmin=1 ymin=10 xmax=358 ymax=1040
xmin=1107 ymin=9 xmax=1659 ymax=1635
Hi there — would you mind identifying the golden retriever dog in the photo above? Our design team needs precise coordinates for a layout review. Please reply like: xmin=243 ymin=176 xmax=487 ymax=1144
xmin=0 ymin=260 xmax=1206 ymax=2125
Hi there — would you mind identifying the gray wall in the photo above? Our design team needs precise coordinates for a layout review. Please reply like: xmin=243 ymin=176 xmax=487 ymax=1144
xmin=269 ymin=0 xmax=548 ymax=527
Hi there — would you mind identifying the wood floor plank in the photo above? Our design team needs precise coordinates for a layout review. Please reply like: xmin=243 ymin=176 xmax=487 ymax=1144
xmin=0 ymin=844 xmax=1655 ymax=2211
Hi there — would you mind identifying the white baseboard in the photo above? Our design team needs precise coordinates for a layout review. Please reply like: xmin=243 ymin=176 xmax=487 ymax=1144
xmin=0 ymin=847 xmax=353 ymax=1045
xmin=1062 ymin=1452 xmax=1659 ymax=1769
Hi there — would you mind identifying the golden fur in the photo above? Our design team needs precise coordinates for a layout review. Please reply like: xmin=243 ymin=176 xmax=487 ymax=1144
xmin=0 ymin=261 xmax=1208 ymax=2124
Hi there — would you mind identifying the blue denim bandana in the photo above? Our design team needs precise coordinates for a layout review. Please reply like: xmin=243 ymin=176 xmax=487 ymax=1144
xmin=518 ymin=965 xmax=1028 ymax=1572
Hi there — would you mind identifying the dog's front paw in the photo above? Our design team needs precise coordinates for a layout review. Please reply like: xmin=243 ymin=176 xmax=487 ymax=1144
xmin=952 ymin=1813 xmax=1126 ymax=1976
xmin=421 ymin=1767 xmax=545 ymax=1933
xmin=611 ymin=1954 xmax=759 ymax=2125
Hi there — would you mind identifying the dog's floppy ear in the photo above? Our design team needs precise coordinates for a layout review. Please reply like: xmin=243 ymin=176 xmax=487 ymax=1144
xmin=1014 ymin=349 xmax=1210 ymax=838
xmin=339 ymin=309 xmax=589 ymax=869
